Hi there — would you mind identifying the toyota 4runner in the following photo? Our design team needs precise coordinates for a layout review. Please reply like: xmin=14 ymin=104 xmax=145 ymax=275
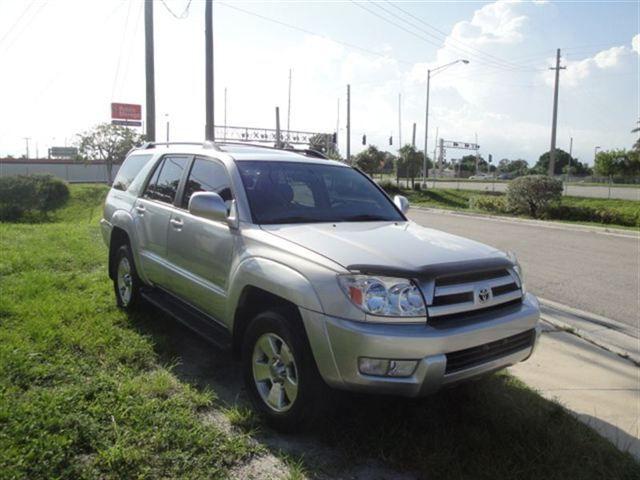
xmin=101 ymin=141 xmax=540 ymax=430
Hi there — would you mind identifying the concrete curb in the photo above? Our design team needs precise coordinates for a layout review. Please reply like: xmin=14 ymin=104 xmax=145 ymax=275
xmin=538 ymin=298 xmax=640 ymax=367
xmin=410 ymin=206 xmax=639 ymax=238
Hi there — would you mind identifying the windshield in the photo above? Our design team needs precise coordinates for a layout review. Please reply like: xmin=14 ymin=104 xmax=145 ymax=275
xmin=237 ymin=161 xmax=404 ymax=225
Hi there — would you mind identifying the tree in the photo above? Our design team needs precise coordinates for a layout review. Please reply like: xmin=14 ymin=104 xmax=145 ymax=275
xmin=533 ymin=148 xmax=589 ymax=176
xmin=308 ymin=133 xmax=338 ymax=157
xmin=458 ymin=154 xmax=486 ymax=175
xmin=397 ymin=145 xmax=425 ymax=187
xmin=594 ymin=149 xmax=640 ymax=178
xmin=355 ymin=145 xmax=385 ymax=174
xmin=76 ymin=123 xmax=144 ymax=183
xmin=632 ymin=119 xmax=640 ymax=152
xmin=497 ymin=159 xmax=529 ymax=177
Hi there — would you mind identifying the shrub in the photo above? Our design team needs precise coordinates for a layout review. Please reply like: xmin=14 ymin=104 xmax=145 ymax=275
xmin=545 ymin=204 xmax=639 ymax=227
xmin=379 ymin=181 xmax=402 ymax=195
xmin=469 ymin=195 xmax=510 ymax=214
xmin=0 ymin=175 xmax=70 ymax=221
xmin=506 ymin=175 xmax=562 ymax=218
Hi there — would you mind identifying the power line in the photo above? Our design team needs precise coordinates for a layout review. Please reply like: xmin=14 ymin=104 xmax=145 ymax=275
xmin=0 ymin=0 xmax=36 ymax=47
xmin=159 ymin=0 xmax=193 ymax=20
xmin=217 ymin=1 xmax=416 ymax=66
xmin=378 ymin=0 xmax=538 ymax=72
xmin=0 ymin=0 xmax=48 ymax=55
xmin=112 ymin=0 xmax=134 ymax=100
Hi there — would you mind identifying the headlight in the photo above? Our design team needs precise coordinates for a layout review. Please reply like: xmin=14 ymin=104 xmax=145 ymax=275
xmin=338 ymin=275 xmax=426 ymax=317
xmin=506 ymin=251 xmax=526 ymax=294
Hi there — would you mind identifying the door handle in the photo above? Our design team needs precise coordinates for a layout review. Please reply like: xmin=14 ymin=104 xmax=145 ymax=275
xmin=135 ymin=205 xmax=146 ymax=214
xmin=170 ymin=218 xmax=183 ymax=228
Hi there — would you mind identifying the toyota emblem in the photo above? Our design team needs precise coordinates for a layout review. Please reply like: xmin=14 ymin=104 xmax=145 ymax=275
xmin=478 ymin=288 xmax=491 ymax=304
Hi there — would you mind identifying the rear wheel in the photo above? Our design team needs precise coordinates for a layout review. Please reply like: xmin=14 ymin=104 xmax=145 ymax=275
xmin=113 ymin=244 xmax=141 ymax=310
xmin=242 ymin=309 xmax=328 ymax=431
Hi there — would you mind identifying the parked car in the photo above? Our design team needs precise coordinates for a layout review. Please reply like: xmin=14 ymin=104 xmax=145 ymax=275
xmin=468 ymin=173 xmax=493 ymax=180
xmin=101 ymin=142 xmax=540 ymax=430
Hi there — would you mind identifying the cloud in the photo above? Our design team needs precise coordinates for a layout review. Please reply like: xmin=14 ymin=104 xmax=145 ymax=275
xmin=632 ymin=34 xmax=640 ymax=54
xmin=449 ymin=0 xmax=528 ymax=47
xmin=542 ymin=45 xmax=628 ymax=87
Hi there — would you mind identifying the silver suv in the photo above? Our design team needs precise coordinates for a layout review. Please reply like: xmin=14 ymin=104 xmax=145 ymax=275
xmin=101 ymin=142 xmax=540 ymax=430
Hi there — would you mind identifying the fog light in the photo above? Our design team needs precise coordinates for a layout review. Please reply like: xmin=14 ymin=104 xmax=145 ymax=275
xmin=387 ymin=360 xmax=418 ymax=377
xmin=358 ymin=358 xmax=389 ymax=376
xmin=358 ymin=358 xmax=418 ymax=377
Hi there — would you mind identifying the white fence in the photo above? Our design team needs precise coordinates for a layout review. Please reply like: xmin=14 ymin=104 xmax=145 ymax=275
xmin=0 ymin=160 xmax=121 ymax=183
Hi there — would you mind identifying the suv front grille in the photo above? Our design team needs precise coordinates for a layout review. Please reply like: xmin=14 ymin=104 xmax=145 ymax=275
xmin=445 ymin=329 xmax=535 ymax=374
xmin=427 ymin=268 xmax=522 ymax=324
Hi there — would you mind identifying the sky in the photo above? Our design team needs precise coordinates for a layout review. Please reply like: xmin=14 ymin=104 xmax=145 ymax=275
xmin=0 ymin=0 xmax=638 ymax=165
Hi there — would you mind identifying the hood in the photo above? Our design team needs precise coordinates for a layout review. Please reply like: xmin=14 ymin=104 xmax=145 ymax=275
xmin=260 ymin=221 xmax=504 ymax=272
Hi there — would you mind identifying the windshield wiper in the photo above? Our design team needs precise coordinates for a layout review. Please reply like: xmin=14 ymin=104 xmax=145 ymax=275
xmin=342 ymin=214 xmax=391 ymax=222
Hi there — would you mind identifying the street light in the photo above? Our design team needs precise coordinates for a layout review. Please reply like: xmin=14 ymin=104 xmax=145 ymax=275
xmin=423 ymin=59 xmax=469 ymax=186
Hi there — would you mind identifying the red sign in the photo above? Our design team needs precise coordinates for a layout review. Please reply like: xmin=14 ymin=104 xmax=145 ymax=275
xmin=111 ymin=103 xmax=141 ymax=121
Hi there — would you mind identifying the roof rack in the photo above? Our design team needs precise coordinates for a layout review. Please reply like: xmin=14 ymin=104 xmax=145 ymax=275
xmin=139 ymin=141 xmax=220 ymax=150
xmin=135 ymin=140 xmax=330 ymax=160
xmin=215 ymin=141 xmax=329 ymax=160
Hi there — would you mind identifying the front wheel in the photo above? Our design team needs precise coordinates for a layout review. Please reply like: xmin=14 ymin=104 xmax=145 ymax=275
xmin=242 ymin=309 xmax=328 ymax=431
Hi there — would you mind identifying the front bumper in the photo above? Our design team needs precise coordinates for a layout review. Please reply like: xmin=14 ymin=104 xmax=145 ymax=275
xmin=301 ymin=293 xmax=541 ymax=397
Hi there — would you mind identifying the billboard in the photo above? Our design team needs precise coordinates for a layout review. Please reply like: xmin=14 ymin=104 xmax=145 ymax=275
xmin=111 ymin=103 xmax=141 ymax=121
xmin=49 ymin=147 xmax=78 ymax=158
xmin=112 ymin=119 xmax=142 ymax=127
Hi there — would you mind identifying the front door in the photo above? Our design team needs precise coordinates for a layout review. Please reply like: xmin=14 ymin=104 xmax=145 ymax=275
xmin=133 ymin=154 xmax=190 ymax=285
xmin=166 ymin=156 xmax=236 ymax=321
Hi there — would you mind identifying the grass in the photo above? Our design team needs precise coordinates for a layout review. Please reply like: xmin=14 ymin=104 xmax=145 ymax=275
xmin=0 ymin=185 xmax=256 ymax=479
xmin=1 ymin=184 xmax=638 ymax=479
xmin=383 ymin=186 xmax=639 ymax=228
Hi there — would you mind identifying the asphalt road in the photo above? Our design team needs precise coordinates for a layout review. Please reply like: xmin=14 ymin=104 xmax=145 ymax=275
xmin=426 ymin=181 xmax=639 ymax=200
xmin=408 ymin=209 xmax=640 ymax=328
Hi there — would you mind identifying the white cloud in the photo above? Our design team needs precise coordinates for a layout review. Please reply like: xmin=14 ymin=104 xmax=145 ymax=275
xmin=632 ymin=34 xmax=640 ymax=54
xmin=542 ymin=45 xmax=628 ymax=87
xmin=450 ymin=0 xmax=528 ymax=47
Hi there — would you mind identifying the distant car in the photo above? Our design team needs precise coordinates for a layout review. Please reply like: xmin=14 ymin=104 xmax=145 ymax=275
xmin=468 ymin=174 xmax=492 ymax=180
xmin=498 ymin=173 xmax=513 ymax=180
xmin=100 ymin=141 xmax=540 ymax=430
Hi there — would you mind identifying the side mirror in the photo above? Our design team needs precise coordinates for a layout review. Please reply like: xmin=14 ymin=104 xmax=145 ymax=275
xmin=393 ymin=195 xmax=410 ymax=214
xmin=188 ymin=192 xmax=228 ymax=223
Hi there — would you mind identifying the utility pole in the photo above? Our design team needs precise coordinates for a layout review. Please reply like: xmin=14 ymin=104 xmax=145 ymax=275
xmin=336 ymin=98 xmax=340 ymax=142
xmin=287 ymin=68 xmax=292 ymax=136
xmin=548 ymin=48 xmax=565 ymax=176
xmin=23 ymin=137 xmax=30 ymax=159
xmin=432 ymin=127 xmax=438 ymax=186
xmin=475 ymin=132 xmax=480 ymax=174
xmin=205 ymin=0 xmax=214 ymax=141
xmin=398 ymin=93 xmax=402 ymax=148
xmin=275 ymin=107 xmax=281 ymax=148
xmin=423 ymin=68 xmax=431 ymax=185
xmin=144 ymin=0 xmax=156 ymax=141
xmin=412 ymin=122 xmax=416 ymax=148
xmin=224 ymin=87 xmax=227 ymax=140
xmin=346 ymin=84 xmax=351 ymax=164
xmin=165 ymin=114 xmax=170 ymax=143
xmin=567 ymin=136 xmax=573 ymax=178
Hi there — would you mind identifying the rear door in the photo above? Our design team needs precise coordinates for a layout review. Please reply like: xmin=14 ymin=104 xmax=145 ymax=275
xmin=165 ymin=156 xmax=236 ymax=320
xmin=133 ymin=154 xmax=190 ymax=285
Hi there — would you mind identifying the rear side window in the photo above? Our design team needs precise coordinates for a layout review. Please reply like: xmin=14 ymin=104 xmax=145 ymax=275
xmin=182 ymin=157 xmax=233 ymax=209
xmin=112 ymin=154 xmax=152 ymax=191
xmin=143 ymin=156 xmax=188 ymax=204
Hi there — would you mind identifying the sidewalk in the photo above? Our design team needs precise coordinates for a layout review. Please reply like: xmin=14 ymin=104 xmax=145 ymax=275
xmin=510 ymin=322 xmax=640 ymax=459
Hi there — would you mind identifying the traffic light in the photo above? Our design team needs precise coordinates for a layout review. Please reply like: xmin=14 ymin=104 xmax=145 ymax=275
xmin=362 ymin=134 xmax=367 ymax=145
xmin=332 ymin=132 xmax=337 ymax=144
xmin=389 ymin=136 xmax=393 ymax=145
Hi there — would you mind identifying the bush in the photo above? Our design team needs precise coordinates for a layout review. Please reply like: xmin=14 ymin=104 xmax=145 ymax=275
xmin=0 ymin=175 xmax=70 ymax=221
xmin=545 ymin=204 xmax=639 ymax=227
xmin=506 ymin=175 xmax=562 ymax=218
xmin=379 ymin=181 xmax=402 ymax=195
xmin=469 ymin=195 xmax=510 ymax=214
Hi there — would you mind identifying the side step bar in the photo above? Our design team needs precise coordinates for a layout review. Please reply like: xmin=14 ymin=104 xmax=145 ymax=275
xmin=141 ymin=288 xmax=232 ymax=351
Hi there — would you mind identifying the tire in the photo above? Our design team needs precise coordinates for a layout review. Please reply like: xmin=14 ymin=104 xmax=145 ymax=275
xmin=242 ymin=309 xmax=329 ymax=432
xmin=112 ymin=244 xmax=141 ymax=310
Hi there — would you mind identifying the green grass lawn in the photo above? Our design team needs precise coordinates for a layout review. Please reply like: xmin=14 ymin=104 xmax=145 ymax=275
xmin=1 ymin=184 xmax=638 ymax=479
xmin=384 ymin=186 xmax=639 ymax=228
xmin=0 ymin=185 xmax=257 ymax=479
